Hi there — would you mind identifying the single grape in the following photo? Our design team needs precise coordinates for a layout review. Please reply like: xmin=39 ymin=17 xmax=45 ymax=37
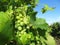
xmin=16 ymin=31 xmax=20 ymax=37
xmin=26 ymin=26 xmax=30 ymax=29
xmin=16 ymin=16 xmax=20 ymax=19
xmin=18 ymin=33 xmax=21 ymax=37
xmin=19 ymin=14 xmax=23 ymax=18
xmin=21 ymin=29 xmax=26 ymax=34
xmin=18 ymin=26 xmax=22 ymax=31
xmin=23 ymin=17 xmax=29 ymax=24
xmin=20 ymin=22 xmax=24 ymax=26
xmin=19 ymin=18 xmax=23 ymax=21
xmin=15 ymin=23 xmax=20 ymax=28
xmin=16 ymin=20 xmax=20 ymax=23
xmin=27 ymin=34 xmax=31 ymax=38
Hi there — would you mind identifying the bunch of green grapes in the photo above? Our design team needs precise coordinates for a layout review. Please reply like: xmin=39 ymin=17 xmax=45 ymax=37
xmin=15 ymin=6 xmax=40 ymax=45
xmin=15 ymin=6 xmax=33 ymax=39
xmin=15 ymin=11 xmax=33 ymax=44
xmin=15 ymin=13 xmax=31 ymax=29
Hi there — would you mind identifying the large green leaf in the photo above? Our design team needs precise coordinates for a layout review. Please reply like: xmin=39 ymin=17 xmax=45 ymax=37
xmin=0 ymin=12 xmax=13 ymax=45
xmin=30 ymin=12 xmax=37 ymax=23
xmin=33 ymin=18 xmax=49 ymax=30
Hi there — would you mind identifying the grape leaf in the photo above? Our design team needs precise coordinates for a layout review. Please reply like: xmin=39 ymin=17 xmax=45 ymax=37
xmin=41 ymin=4 xmax=55 ymax=13
xmin=33 ymin=18 xmax=49 ymax=30
xmin=0 ymin=12 xmax=13 ymax=45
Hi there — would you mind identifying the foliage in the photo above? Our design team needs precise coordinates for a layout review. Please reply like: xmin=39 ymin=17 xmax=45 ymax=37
xmin=41 ymin=4 xmax=55 ymax=13
xmin=0 ymin=12 xmax=13 ymax=45
xmin=0 ymin=0 xmax=56 ymax=45
xmin=50 ymin=22 xmax=60 ymax=37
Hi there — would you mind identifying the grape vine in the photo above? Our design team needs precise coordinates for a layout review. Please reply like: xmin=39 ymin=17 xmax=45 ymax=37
xmin=0 ymin=0 xmax=56 ymax=45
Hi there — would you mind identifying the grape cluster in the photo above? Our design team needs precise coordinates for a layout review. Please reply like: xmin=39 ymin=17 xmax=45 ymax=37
xmin=15 ymin=6 xmax=40 ymax=45
xmin=15 ymin=6 xmax=33 ymax=41
xmin=15 ymin=13 xmax=31 ymax=29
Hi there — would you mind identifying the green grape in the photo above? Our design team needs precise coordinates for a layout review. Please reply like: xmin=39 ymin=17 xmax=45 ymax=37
xmin=23 ymin=16 xmax=29 ymax=24
xmin=18 ymin=26 xmax=22 ymax=31
xmin=20 ymin=22 xmax=24 ymax=26
xmin=15 ymin=23 xmax=20 ymax=28
xmin=26 ymin=26 xmax=30 ymax=29
xmin=27 ymin=34 xmax=31 ymax=39
xmin=16 ymin=31 xmax=20 ymax=37
xmin=19 ymin=18 xmax=23 ymax=21
xmin=16 ymin=20 xmax=20 ymax=23
xmin=23 ymin=28 xmax=26 ymax=31
xmin=21 ymin=29 xmax=26 ymax=34
xmin=16 ymin=16 xmax=20 ymax=19
xmin=19 ymin=34 xmax=21 ymax=36
xmin=24 ymin=21 xmax=29 ymax=24
xmin=37 ymin=41 xmax=40 ymax=44
xmin=36 ymin=36 xmax=39 ymax=40
xmin=16 ymin=31 xmax=20 ymax=34
xmin=30 ymin=42 xmax=35 ymax=45
xmin=19 ymin=14 xmax=23 ymax=18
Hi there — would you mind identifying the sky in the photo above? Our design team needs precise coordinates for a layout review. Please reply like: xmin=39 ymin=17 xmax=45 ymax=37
xmin=34 ymin=0 xmax=60 ymax=25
